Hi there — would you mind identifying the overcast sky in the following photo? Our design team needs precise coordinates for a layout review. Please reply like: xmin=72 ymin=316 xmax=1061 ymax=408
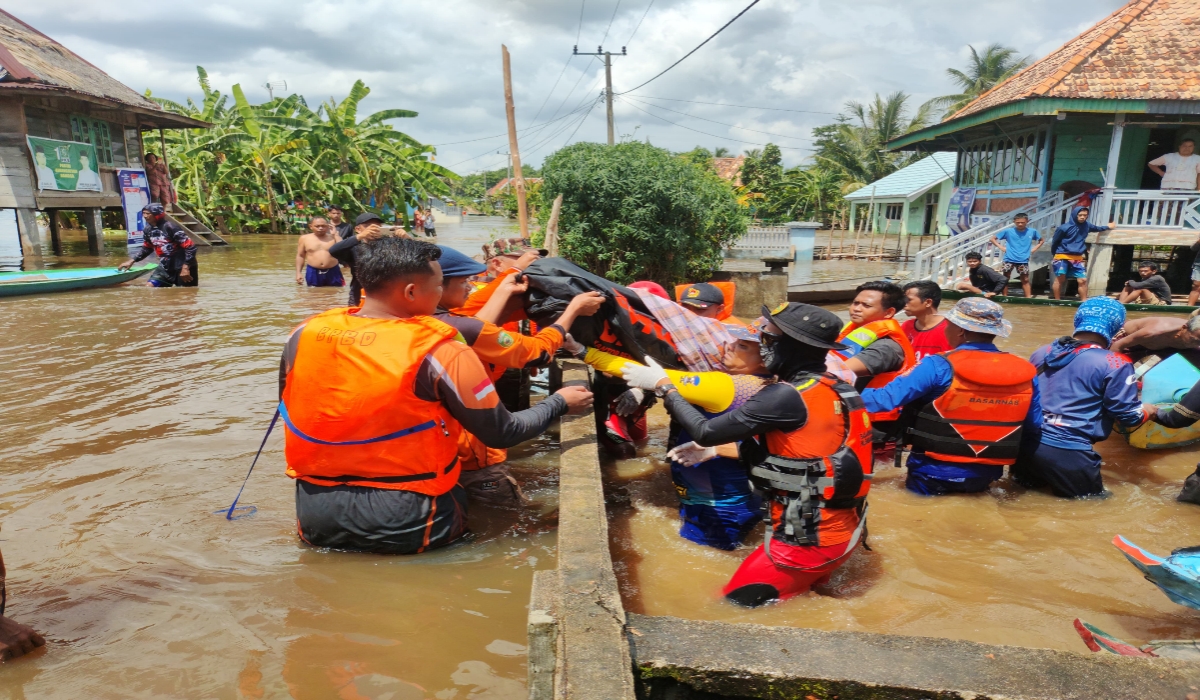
xmin=7 ymin=0 xmax=1126 ymax=173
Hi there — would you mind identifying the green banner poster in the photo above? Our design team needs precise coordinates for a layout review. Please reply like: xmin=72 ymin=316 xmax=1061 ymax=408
xmin=26 ymin=136 xmax=102 ymax=192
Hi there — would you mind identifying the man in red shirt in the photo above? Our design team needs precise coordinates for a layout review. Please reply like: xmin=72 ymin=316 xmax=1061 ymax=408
xmin=900 ymin=280 xmax=951 ymax=361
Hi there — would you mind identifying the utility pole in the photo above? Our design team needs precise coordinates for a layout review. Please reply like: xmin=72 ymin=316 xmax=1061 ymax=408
xmin=501 ymin=45 xmax=528 ymax=238
xmin=574 ymin=45 xmax=626 ymax=145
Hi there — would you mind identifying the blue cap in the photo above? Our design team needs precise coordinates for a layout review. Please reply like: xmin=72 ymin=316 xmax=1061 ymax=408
xmin=437 ymin=245 xmax=487 ymax=279
xmin=1074 ymin=297 xmax=1126 ymax=342
xmin=725 ymin=322 xmax=761 ymax=343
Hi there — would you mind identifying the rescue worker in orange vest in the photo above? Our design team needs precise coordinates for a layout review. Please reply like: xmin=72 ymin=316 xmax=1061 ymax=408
xmin=432 ymin=245 xmax=605 ymax=506
xmin=621 ymin=303 xmax=872 ymax=608
xmin=836 ymin=280 xmax=917 ymax=457
xmin=279 ymin=237 xmax=594 ymax=554
xmin=861 ymin=298 xmax=1042 ymax=496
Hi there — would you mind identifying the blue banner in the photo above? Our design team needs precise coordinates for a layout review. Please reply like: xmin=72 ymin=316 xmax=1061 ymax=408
xmin=945 ymin=187 xmax=977 ymax=234
xmin=117 ymin=168 xmax=151 ymax=245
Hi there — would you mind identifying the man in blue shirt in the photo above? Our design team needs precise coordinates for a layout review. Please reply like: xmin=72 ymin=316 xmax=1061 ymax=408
xmin=989 ymin=212 xmax=1043 ymax=298
xmin=1013 ymin=297 xmax=1151 ymax=498
xmin=1050 ymin=205 xmax=1115 ymax=301
xmin=863 ymin=298 xmax=1041 ymax=495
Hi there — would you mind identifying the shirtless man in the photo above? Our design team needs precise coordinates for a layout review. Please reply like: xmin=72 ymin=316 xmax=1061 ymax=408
xmin=294 ymin=217 xmax=345 ymax=287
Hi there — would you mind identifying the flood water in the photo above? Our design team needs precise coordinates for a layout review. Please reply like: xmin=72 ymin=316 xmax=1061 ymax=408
xmin=0 ymin=218 xmax=576 ymax=700
xmin=610 ymin=303 xmax=1200 ymax=652
xmin=2 ymin=218 xmax=1198 ymax=698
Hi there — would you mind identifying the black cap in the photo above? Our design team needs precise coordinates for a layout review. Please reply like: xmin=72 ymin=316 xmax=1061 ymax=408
xmin=679 ymin=282 xmax=725 ymax=308
xmin=761 ymin=302 xmax=847 ymax=350
xmin=355 ymin=212 xmax=384 ymax=226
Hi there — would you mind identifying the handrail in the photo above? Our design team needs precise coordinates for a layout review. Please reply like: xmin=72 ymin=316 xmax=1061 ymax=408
xmin=910 ymin=190 xmax=1074 ymax=285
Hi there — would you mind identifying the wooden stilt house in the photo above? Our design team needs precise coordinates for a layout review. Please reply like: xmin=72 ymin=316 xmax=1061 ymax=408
xmin=0 ymin=9 xmax=216 ymax=259
xmin=891 ymin=0 xmax=1200 ymax=294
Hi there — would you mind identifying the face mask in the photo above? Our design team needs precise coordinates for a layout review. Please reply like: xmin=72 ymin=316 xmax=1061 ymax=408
xmin=759 ymin=336 xmax=784 ymax=375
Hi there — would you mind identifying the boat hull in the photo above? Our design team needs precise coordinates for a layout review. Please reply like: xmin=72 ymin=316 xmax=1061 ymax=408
xmin=0 ymin=264 xmax=156 ymax=297
xmin=940 ymin=289 xmax=1195 ymax=314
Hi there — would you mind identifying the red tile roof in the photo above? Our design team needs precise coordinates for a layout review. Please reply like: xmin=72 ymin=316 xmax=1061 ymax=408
xmin=712 ymin=156 xmax=745 ymax=185
xmin=953 ymin=0 xmax=1200 ymax=119
xmin=486 ymin=177 xmax=542 ymax=197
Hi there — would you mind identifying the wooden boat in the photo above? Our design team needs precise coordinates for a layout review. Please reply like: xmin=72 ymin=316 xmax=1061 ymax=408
xmin=1073 ymin=619 xmax=1200 ymax=661
xmin=1126 ymin=353 xmax=1200 ymax=450
xmin=0 ymin=263 xmax=156 ymax=297
xmin=1113 ymin=535 xmax=1200 ymax=611
xmin=940 ymin=289 xmax=1196 ymax=314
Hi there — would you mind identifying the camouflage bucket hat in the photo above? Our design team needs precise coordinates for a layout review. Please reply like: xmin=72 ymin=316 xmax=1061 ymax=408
xmin=945 ymin=297 xmax=1012 ymax=338
xmin=482 ymin=237 xmax=548 ymax=260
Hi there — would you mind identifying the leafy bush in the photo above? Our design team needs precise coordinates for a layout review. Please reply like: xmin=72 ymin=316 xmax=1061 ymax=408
xmin=539 ymin=142 xmax=746 ymax=286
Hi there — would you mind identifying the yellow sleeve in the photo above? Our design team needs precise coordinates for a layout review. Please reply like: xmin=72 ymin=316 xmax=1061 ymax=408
xmin=582 ymin=348 xmax=736 ymax=413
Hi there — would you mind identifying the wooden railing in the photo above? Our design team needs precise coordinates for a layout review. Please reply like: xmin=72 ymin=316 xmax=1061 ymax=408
xmin=1102 ymin=189 xmax=1200 ymax=230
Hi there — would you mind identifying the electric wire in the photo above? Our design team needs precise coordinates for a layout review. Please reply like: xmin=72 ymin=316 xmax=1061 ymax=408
xmin=575 ymin=0 xmax=587 ymax=44
xmin=617 ymin=96 xmax=810 ymax=151
xmin=623 ymin=95 xmax=813 ymax=142
xmin=544 ymin=55 xmax=601 ymax=125
xmin=563 ymin=96 xmax=602 ymax=146
xmin=625 ymin=0 xmax=655 ymax=45
xmin=628 ymin=94 xmax=836 ymax=115
xmin=616 ymin=0 xmax=761 ymax=95
xmin=446 ymin=98 xmax=599 ymax=168
xmin=433 ymin=103 xmax=597 ymax=147
xmin=598 ymin=0 xmax=622 ymax=48
xmin=527 ymin=95 xmax=603 ymax=158
xmin=527 ymin=55 xmax=574 ymax=127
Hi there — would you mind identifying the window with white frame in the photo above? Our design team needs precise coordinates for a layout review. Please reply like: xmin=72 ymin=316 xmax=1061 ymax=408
xmin=884 ymin=204 xmax=904 ymax=220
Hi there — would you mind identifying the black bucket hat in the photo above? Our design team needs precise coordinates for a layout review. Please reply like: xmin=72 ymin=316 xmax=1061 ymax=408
xmin=761 ymin=302 xmax=847 ymax=351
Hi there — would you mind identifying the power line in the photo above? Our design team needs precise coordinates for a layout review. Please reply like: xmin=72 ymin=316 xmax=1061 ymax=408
xmin=575 ymin=0 xmax=587 ymax=44
xmin=445 ymin=98 xmax=599 ymax=168
xmin=527 ymin=55 xmax=574 ymax=127
xmin=616 ymin=0 xmax=761 ymax=95
xmin=625 ymin=0 xmax=655 ymax=45
xmin=630 ymin=94 xmax=836 ymax=115
xmin=623 ymin=95 xmax=813 ymax=142
xmin=598 ymin=0 xmax=623 ymax=48
xmin=527 ymin=96 xmax=603 ymax=158
xmin=617 ymin=96 xmax=811 ymax=151
xmin=564 ymin=97 xmax=602 ymax=146
xmin=434 ymin=102 xmax=597 ymax=148
xmin=545 ymin=55 xmax=601 ymax=125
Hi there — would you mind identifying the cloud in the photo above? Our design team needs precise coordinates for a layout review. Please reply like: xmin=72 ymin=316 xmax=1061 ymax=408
xmin=3 ymin=0 xmax=1126 ymax=171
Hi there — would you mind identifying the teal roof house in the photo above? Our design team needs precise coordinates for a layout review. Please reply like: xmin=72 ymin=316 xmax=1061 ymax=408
xmin=844 ymin=152 xmax=957 ymax=236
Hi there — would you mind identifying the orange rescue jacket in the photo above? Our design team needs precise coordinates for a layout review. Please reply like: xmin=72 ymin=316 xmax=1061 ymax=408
xmin=836 ymin=319 xmax=917 ymax=422
xmin=281 ymin=309 xmax=462 ymax=496
xmin=751 ymin=375 xmax=873 ymax=548
xmin=908 ymin=349 xmax=1036 ymax=466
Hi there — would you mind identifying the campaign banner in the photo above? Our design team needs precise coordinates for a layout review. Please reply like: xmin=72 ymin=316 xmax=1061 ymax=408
xmin=26 ymin=136 xmax=102 ymax=191
xmin=117 ymin=168 xmax=151 ymax=245
xmin=944 ymin=187 xmax=977 ymax=234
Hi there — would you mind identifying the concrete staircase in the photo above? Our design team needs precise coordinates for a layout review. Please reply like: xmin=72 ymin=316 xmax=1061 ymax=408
xmin=172 ymin=206 xmax=227 ymax=246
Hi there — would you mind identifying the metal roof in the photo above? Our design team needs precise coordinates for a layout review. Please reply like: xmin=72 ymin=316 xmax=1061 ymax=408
xmin=843 ymin=152 xmax=957 ymax=201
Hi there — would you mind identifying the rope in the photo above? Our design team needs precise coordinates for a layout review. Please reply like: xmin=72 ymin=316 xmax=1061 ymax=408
xmin=220 ymin=409 xmax=279 ymax=520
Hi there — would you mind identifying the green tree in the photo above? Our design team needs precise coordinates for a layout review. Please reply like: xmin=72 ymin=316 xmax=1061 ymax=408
xmin=813 ymin=92 xmax=932 ymax=186
xmin=931 ymin=43 xmax=1030 ymax=118
xmin=540 ymin=141 xmax=746 ymax=286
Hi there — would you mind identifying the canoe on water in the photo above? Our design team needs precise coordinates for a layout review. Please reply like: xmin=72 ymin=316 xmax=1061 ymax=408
xmin=940 ymin=289 xmax=1197 ymax=314
xmin=0 ymin=263 xmax=156 ymax=297
xmin=1113 ymin=535 xmax=1200 ymax=610
xmin=1126 ymin=352 xmax=1200 ymax=449
xmin=1073 ymin=619 xmax=1200 ymax=661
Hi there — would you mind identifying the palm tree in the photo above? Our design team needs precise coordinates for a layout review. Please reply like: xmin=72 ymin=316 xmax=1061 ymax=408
xmin=931 ymin=43 xmax=1030 ymax=118
xmin=714 ymin=147 xmax=731 ymax=158
xmin=816 ymin=91 xmax=933 ymax=185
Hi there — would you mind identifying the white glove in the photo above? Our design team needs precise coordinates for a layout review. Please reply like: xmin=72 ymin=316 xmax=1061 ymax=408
xmin=613 ymin=388 xmax=645 ymax=417
xmin=620 ymin=356 xmax=669 ymax=391
xmin=667 ymin=441 xmax=718 ymax=466
xmin=561 ymin=333 xmax=586 ymax=359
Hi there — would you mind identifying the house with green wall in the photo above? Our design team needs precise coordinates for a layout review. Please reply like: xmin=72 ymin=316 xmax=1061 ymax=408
xmin=889 ymin=0 xmax=1200 ymax=293
xmin=844 ymin=152 xmax=956 ymax=236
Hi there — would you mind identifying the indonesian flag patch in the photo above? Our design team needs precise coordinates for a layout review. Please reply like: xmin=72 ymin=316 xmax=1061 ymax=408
xmin=473 ymin=378 xmax=496 ymax=401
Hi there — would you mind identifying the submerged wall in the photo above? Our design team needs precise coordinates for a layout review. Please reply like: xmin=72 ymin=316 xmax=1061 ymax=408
xmin=530 ymin=361 xmax=1200 ymax=700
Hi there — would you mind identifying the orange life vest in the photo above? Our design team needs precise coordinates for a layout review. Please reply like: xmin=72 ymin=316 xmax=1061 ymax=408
xmin=281 ymin=309 xmax=462 ymax=496
xmin=751 ymin=374 xmax=873 ymax=549
xmin=908 ymin=349 xmax=1036 ymax=466
xmin=836 ymin=319 xmax=917 ymax=422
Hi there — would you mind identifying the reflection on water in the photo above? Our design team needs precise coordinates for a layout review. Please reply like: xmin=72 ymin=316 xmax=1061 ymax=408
xmin=0 ymin=218 xmax=559 ymax=699
xmin=609 ymin=304 xmax=1200 ymax=653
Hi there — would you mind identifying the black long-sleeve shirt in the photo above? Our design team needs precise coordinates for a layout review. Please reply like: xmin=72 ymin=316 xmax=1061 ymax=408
xmin=969 ymin=264 xmax=1007 ymax=294
xmin=663 ymin=381 xmax=808 ymax=447
xmin=328 ymin=234 xmax=361 ymax=305
xmin=131 ymin=221 xmax=196 ymax=265
xmin=1154 ymin=380 xmax=1200 ymax=429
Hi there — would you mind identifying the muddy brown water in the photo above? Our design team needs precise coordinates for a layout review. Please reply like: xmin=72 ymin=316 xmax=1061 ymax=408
xmin=1 ymin=223 xmax=1197 ymax=697
xmin=609 ymin=303 xmax=1200 ymax=653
